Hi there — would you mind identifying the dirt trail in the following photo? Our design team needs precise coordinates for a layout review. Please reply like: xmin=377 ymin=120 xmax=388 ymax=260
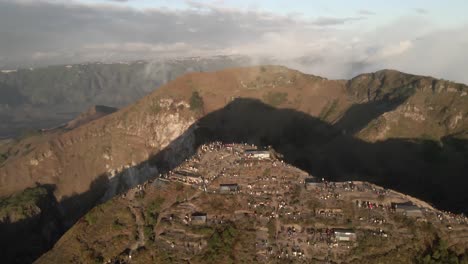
xmin=125 ymin=188 xmax=146 ymax=255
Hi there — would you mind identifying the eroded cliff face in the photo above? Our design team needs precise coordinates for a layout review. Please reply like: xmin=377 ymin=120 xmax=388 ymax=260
xmin=339 ymin=71 xmax=467 ymax=142
xmin=0 ymin=93 xmax=200 ymax=263
xmin=356 ymin=80 xmax=468 ymax=142
xmin=2 ymin=67 xmax=468 ymax=210
xmin=0 ymin=96 xmax=197 ymax=219
xmin=1 ymin=66 xmax=468 ymax=263
xmin=102 ymin=98 xmax=198 ymax=201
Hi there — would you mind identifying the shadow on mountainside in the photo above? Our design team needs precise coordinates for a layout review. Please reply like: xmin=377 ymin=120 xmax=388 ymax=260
xmin=334 ymin=96 xmax=407 ymax=135
xmin=0 ymin=175 xmax=109 ymax=264
xmin=336 ymin=71 xmax=418 ymax=135
xmin=4 ymin=97 xmax=468 ymax=263
xmin=149 ymin=98 xmax=468 ymax=214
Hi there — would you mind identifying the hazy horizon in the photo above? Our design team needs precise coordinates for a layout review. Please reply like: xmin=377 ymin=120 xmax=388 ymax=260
xmin=1 ymin=0 xmax=468 ymax=83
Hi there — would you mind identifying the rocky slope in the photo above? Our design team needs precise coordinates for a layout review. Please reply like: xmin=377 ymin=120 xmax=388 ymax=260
xmin=0 ymin=56 xmax=251 ymax=137
xmin=1 ymin=66 xmax=468 ymax=262
xmin=1 ymin=65 xmax=468 ymax=216
xmin=36 ymin=143 xmax=468 ymax=263
xmin=0 ymin=186 xmax=63 ymax=263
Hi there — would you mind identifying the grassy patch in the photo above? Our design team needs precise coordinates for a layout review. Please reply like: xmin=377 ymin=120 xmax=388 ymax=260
xmin=150 ymin=98 xmax=162 ymax=114
xmin=0 ymin=187 xmax=48 ymax=221
xmin=145 ymin=196 xmax=165 ymax=225
xmin=85 ymin=211 xmax=98 ymax=225
xmin=192 ymin=226 xmax=215 ymax=236
xmin=153 ymin=249 xmax=177 ymax=263
xmin=319 ymin=99 xmax=339 ymax=120
xmin=415 ymin=238 xmax=463 ymax=264
xmin=209 ymin=196 xmax=225 ymax=210
xmin=267 ymin=220 xmax=276 ymax=241
xmin=351 ymin=232 xmax=392 ymax=258
xmin=175 ymin=182 xmax=184 ymax=191
xmin=16 ymin=129 xmax=41 ymax=142
xmin=263 ymin=92 xmax=288 ymax=107
xmin=112 ymin=219 xmax=126 ymax=231
xmin=144 ymin=225 xmax=155 ymax=242
xmin=0 ymin=153 xmax=8 ymax=164
xmin=290 ymin=184 xmax=302 ymax=205
xmin=190 ymin=91 xmax=204 ymax=112
xmin=202 ymin=223 xmax=239 ymax=263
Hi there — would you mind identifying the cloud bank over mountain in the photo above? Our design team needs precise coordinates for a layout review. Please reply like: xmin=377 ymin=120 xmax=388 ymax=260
xmin=0 ymin=0 xmax=467 ymax=83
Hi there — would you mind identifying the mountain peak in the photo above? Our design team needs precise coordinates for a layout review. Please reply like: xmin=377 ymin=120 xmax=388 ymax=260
xmin=1 ymin=66 xmax=468 ymax=263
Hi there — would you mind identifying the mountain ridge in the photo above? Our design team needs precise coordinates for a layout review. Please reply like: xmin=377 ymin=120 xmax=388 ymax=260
xmin=35 ymin=142 xmax=468 ymax=264
xmin=1 ymin=66 xmax=467 ymax=204
xmin=1 ymin=65 xmax=468 ymax=263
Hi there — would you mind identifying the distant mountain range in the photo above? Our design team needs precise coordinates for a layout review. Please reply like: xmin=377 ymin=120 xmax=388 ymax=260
xmin=0 ymin=66 xmax=467 ymax=262
xmin=0 ymin=56 xmax=252 ymax=138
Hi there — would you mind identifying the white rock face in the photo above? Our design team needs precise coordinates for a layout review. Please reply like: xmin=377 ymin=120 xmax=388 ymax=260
xmin=447 ymin=87 xmax=458 ymax=93
xmin=159 ymin=98 xmax=174 ymax=108
xmin=401 ymin=104 xmax=426 ymax=122
xmin=30 ymin=159 xmax=39 ymax=166
xmin=102 ymin=153 xmax=111 ymax=160
xmin=101 ymin=98 xmax=197 ymax=200
xmin=449 ymin=112 xmax=463 ymax=129
xmin=149 ymin=112 xmax=196 ymax=149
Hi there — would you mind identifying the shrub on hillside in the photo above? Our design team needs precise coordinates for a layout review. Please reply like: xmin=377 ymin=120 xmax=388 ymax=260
xmin=190 ymin=91 xmax=204 ymax=112
xmin=263 ymin=92 xmax=288 ymax=106
xmin=0 ymin=187 xmax=48 ymax=221
xmin=415 ymin=238 xmax=463 ymax=264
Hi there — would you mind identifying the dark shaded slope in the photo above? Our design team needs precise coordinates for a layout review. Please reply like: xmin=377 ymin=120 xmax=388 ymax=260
xmin=336 ymin=70 xmax=419 ymax=134
xmin=2 ymin=99 xmax=467 ymax=263
xmin=0 ymin=175 xmax=109 ymax=264
xmin=2 ymin=67 xmax=468 ymax=263
xmin=150 ymin=98 xmax=468 ymax=214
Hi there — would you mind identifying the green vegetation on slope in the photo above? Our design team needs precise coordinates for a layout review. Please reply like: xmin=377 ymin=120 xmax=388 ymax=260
xmin=319 ymin=99 xmax=339 ymax=121
xmin=0 ymin=153 xmax=8 ymax=164
xmin=190 ymin=91 xmax=205 ymax=112
xmin=263 ymin=91 xmax=288 ymax=106
xmin=145 ymin=195 xmax=165 ymax=243
xmin=0 ymin=187 xmax=48 ymax=221
xmin=416 ymin=238 xmax=467 ymax=264
xmin=17 ymin=129 xmax=41 ymax=142
xmin=202 ymin=223 xmax=239 ymax=263
xmin=84 ymin=210 xmax=98 ymax=225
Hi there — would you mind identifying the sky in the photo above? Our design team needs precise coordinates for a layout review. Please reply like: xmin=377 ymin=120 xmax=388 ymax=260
xmin=1 ymin=0 xmax=468 ymax=82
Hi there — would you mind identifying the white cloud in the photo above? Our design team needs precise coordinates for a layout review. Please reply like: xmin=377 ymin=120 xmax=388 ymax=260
xmin=358 ymin=9 xmax=375 ymax=16
xmin=369 ymin=40 xmax=413 ymax=61
xmin=0 ymin=0 xmax=467 ymax=84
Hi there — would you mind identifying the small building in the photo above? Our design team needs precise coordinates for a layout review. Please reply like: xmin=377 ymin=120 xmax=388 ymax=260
xmin=393 ymin=202 xmax=424 ymax=218
xmin=334 ymin=229 xmax=357 ymax=242
xmin=304 ymin=177 xmax=322 ymax=190
xmin=316 ymin=208 xmax=343 ymax=215
xmin=191 ymin=212 xmax=207 ymax=225
xmin=185 ymin=175 xmax=203 ymax=185
xmin=171 ymin=170 xmax=203 ymax=185
xmin=219 ymin=183 xmax=240 ymax=194
xmin=244 ymin=150 xmax=271 ymax=160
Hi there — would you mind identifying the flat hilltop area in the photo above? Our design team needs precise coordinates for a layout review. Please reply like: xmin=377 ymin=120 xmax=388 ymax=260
xmin=37 ymin=143 xmax=468 ymax=264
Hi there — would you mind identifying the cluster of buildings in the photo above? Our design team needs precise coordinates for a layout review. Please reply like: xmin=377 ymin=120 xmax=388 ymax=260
xmin=137 ymin=142 xmax=468 ymax=263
